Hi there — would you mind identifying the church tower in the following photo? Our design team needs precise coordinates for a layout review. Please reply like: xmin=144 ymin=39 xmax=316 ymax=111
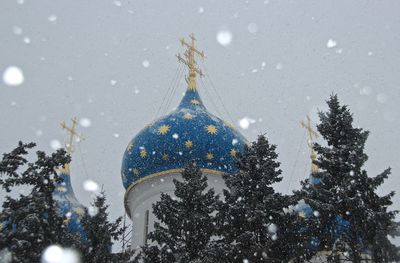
xmin=121 ymin=34 xmax=248 ymax=249
xmin=53 ymin=117 xmax=86 ymax=238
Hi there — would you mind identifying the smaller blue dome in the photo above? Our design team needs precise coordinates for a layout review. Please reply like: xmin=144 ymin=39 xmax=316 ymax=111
xmin=54 ymin=165 xmax=86 ymax=238
xmin=295 ymin=173 xmax=350 ymax=250
xmin=121 ymin=85 xmax=248 ymax=190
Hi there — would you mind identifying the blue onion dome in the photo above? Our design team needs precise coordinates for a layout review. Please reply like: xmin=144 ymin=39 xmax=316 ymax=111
xmin=121 ymin=82 xmax=248 ymax=190
xmin=295 ymin=171 xmax=350 ymax=250
xmin=54 ymin=164 xmax=85 ymax=238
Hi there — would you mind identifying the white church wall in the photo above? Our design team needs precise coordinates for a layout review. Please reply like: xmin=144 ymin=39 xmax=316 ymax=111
xmin=125 ymin=170 xmax=226 ymax=250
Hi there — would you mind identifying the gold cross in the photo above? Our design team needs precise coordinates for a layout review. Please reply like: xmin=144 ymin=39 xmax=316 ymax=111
xmin=61 ymin=117 xmax=84 ymax=154
xmin=176 ymin=33 xmax=206 ymax=90
xmin=300 ymin=115 xmax=319 ymax=174
xmin=300 ymin=115 xmax=318 ymax=148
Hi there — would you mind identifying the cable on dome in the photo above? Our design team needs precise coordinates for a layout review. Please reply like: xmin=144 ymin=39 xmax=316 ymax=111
xmin=77 ymin=142 xmax=90 ymax=179
xmin=165 ymin=64 xmax=184 ymax=112
xmin=200 ymin=61 xmax=236 ymax=125
xmin=199 ymin=76 xmax=224 ymax=118
xmin=201 ymin=61 xmax=265 ymax=135
xmin=153 ymin=63 xmax=183 ymax=120
xmin=164 ymin=65 xmax=182 ymax=112
xmin=286 ymin=129 xmax=307 ymax=194
xmin=153 ymin=64 xmax=180 ymax=119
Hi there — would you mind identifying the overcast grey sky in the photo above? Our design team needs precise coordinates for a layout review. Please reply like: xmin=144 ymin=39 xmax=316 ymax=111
xmin=1 ymin=0 xmax=400 ymax=243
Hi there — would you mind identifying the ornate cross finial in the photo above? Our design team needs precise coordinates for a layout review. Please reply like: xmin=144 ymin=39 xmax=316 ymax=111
xmin=300 ymin=115 xmax=319 ymax=174
xmin=61 ymin=117 xmax=84 ymax=155
xmin=176 ymin=33 xmax=206 ymax=91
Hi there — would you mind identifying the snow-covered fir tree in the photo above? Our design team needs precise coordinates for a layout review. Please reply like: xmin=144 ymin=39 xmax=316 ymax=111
xmin=0 ymin=142 xmax=77 ymax=262
xmin=212 ymin=135 xmax=304 ymax=262
xmin=137 ymin=162 xmax=220 ymax=263
xmin=80 ymin=191 xmax=128 ymax=263
xmin=0 ymin=142 xmax=132 ymax=262
xmin=296 ymin=94 xmax=399 ymax=262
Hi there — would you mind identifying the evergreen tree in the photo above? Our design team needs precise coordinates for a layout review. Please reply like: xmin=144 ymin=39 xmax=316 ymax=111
xmin=214 ymin=135 xmax=303 ymax=262
xmin=80 ymin=191 xmax=127 ymax=263
xmin=138 ymin=162 xmax=220 ymax=263
xmin=0 ymin=141 xmax=77 ymax=262
xmin=297 ymin=94 xmax=399 ymax=262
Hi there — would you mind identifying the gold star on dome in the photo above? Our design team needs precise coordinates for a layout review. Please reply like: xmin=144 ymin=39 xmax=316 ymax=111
xmin=183 ymin=113 xmax=194 ymax=120
xmin=126 ymin=142 xmax=133 ymax=152
xmin=185 ymin=140 xmax=193 ymax=149
xmin=162 ymin=153 xmax=169 ymax=161
xmin=145 ymin=122 xmax=153 ymax=128
xmin=158 ymin=125 xmax=170 ymax=135
xmin=230 ymin=149 xmax=238 ymax=158
xmin=191 ymin=99 xmax=200 ymax=105
xmin=140 ymin=149 xmax=147 ymax=158
xmin=132 ymin=168 xmax=140 ymax=176
xmin=63 ymin=218 xmax=70 ymax=224
xmin=206 ymin=152 xmax=214 ymax=160
xmin=205 ymin=125 xmax=218 ymax=135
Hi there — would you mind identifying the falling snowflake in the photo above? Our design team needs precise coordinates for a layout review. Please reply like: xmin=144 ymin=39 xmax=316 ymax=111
xmin=359 ymin=86 xmax=372 ymax=95
xmin=41 ymin=245 xmax=80 ymax=263
xmin=79 ymin=118 xmax=91 ymax=128
xmin=261 ymin=61 xmax=266 ymax=69
xmin=50 ymin=140 xmax=62 ymax=150
xmin=3 ymin=66 xmax=24 ymax=86
xmin=36 ymin=129 xmax=43 ymax=137
xmin=88 ymin=206 xmax=99 ymax=216
xmin=247 ymin=23 xmax=258 ymax=34
xmin=142 ymin=60 xmax=150 ymax=68
xmin=377 ymin=93 xmax=387 ymax=103
xmin=216 ymin=30 xmax=233 ymax=46
xmin=268 ymin=223 xmax=278 ymax=234
xmin=232 ymin=138 xmax=239 ymax=145
xmin=326 ymin=38 xmax=337 ymax=48
xmin=83 ymin=179 xmax=99 ymax=192
xmin=23 ymin=37 xmax=31 ymax=44
xmin=12 ymin=26 xmax=22 ymax=35
xmin=238 ymin=117 xmax=255 ymax=130
xmin=41 ymin=245 xmax=63 ymax=263
xmin=48 ymin=15 xmax=57 ymax=23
